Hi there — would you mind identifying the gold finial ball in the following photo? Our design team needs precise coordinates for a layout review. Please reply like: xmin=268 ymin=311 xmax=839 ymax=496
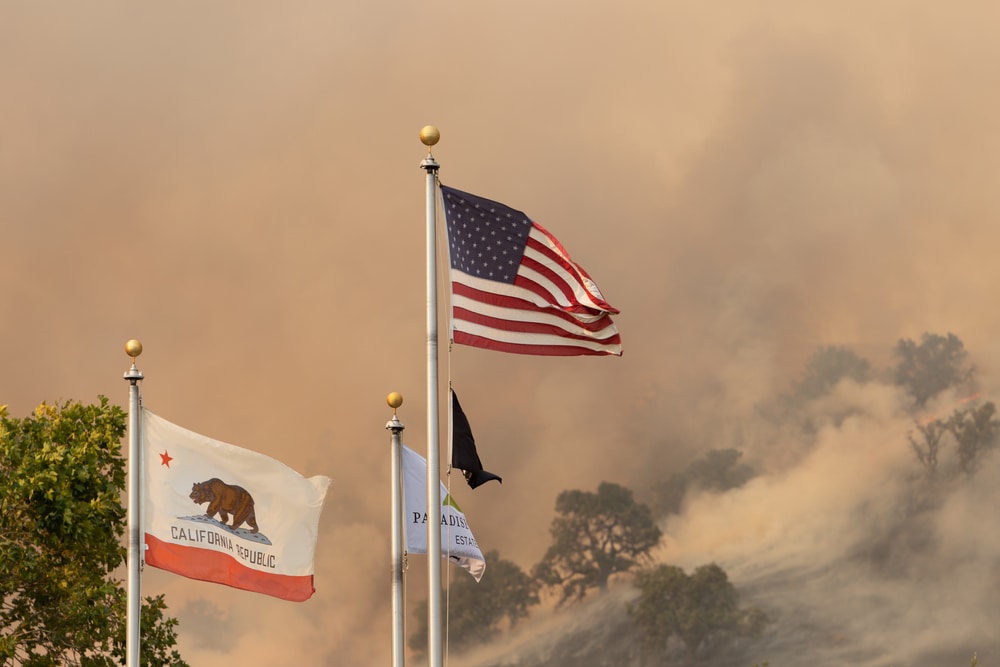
xmin=419 ymin=125 xmax=440 ymax=147
xmin=125 ymin=339 xmax=143 ymax=358
xmin=387 ymin=392 xmax=403 ymax=409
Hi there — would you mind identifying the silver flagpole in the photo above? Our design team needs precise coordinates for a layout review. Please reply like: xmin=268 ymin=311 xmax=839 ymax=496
xmin=419 ymin=125 xmax=443 ymax=667
xmin=387 ymin=392 xmax=406 ymax=667
xmin=123 ymin=339 xmax=144 ymax=667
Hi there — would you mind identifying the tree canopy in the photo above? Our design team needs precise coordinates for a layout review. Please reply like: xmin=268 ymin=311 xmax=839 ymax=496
xmin=761 ymin=344 xmax=877 ymax=433
xmin=794 ymin=345 xmax=873 ymax=401
xmin=0 ymin=399 xmax=187 ymax=666
xmin=652 ymin=449 xmax=756 ymax=517
xmin=628 ymin=563 xmax=767 ymax=661
xmin=409 ymin=550 xmax=539 ymax=654
xmin=908 ymin=401 xmax=999 ymax=480
xmin=948 ymin=401 xmax=1000 ymax=474
xmin=893 ymin=332 xmax=974 ymax=409
xmin=533 ymin=482 xmax=661 ymax=603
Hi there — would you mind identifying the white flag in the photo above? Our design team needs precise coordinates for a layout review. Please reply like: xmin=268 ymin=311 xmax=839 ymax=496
xmin=401 ymin=444 xmax=485 ymax=582
xmin=142 ymin=409 xmax=331 ymax=601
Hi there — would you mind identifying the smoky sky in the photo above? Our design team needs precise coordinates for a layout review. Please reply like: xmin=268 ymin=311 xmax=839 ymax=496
xmin=4 ymin=1 xmax=1000 ymax=664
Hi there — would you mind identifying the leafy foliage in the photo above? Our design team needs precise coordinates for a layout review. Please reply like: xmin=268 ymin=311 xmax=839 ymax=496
xmin=628 ymin=563 xmax=767 ymax=661
xmin=908 ymin=402 xmax=999 ymax=479
xmin=893 ymin=333 xmax=974 ymax=409
xmin=533 ymin=482 xmax=661 ymax=603
xmin=948 ymin=401 xmax=1000 ymax=474
xmin=908 ymin=418 xmax=949 ymax=479
xmin=652 ymin=449 xmax=756 ymax=517
xmin=0 ymin=399 xmax=187 ymax=666
xmin=409 ymin=550 xmax=539 ymax=654
xmin=793 ymin=345 xmax=873 ymax=401
xmin=758 ymin=344 xmax=875 ymax=435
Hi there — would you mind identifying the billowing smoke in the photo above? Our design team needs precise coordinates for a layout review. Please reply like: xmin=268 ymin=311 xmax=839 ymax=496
xmin=3 ymin=1 xmax=1000 ymax=665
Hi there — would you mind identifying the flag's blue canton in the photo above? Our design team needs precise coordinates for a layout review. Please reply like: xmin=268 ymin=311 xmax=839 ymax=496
xmin=442 ymin=186 xmax=533 ymax=285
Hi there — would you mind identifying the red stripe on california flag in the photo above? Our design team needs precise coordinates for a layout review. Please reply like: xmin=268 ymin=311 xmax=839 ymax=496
xmin=144 ymin=534 xmax=315 ymax=602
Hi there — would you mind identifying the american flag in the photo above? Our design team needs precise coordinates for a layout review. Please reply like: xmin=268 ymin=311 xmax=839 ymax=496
xmin=440 ymin=185 xmax=622 ymax=356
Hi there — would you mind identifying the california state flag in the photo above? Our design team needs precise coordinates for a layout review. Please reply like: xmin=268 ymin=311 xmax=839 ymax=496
xmin=142 ymin=409 xmax=331 ymax=602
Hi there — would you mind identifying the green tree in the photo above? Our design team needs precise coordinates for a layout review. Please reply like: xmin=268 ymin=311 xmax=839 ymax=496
xmin=908 ymin=402 xmax=999 ymax=480
xmin=652 ymin=449 xmax=755 ymax=517
xmin=793 ymin=345 xmax=872 ymax=400
xmin=409 ymin=550 xmax=539 ymax=654
xmin=533 ymin=482 xmax=661 ymax=603
xmin=0 ymin=399 xmax=187 ymax=666
xmin=947 ymin=401 xmax=999 ymax=474
xmin=908 ymin=418 xmax=948 ymax=480
xmin=628 ymin=563 xmax=767 ymax=663
xmin=760 ymin=345 xmax=873 ymax=434
xmin=893 ymin=332 xmax=974 ymax=409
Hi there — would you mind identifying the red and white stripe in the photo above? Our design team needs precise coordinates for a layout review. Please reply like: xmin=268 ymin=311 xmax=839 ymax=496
xmin=451 ymin=222 xmax=622 ymax=356
xmin=144 ymin=535 xmax=316 ymax=602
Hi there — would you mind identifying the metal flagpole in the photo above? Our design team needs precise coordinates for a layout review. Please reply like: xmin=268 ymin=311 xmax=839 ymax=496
xmin=123 ymin=339 xmax=144 ymax=667
xmin=387 ymin=392 xmax=406 ymax=667
xmin=419 ymin=125 xmax=443 ymax=667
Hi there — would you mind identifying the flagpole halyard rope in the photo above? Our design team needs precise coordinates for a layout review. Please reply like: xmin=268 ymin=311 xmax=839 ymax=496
xmin=438 ymin=141 xmax=454 ymax=667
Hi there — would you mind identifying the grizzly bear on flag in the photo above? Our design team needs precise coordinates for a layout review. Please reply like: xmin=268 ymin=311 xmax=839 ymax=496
xmin=190 ymin=478 xmax=259 ymax=533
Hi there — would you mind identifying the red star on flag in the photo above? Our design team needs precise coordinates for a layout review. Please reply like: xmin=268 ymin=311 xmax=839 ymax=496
xmin=159 ymin=451 xmax=173 ymax=468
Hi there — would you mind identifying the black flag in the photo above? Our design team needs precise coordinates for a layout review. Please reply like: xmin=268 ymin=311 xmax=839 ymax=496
xmin=451 ymin=390 xmax=502 ymax=489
